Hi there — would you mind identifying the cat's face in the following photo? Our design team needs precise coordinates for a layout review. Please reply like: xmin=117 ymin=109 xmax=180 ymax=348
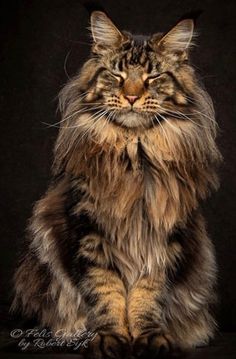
xmin=81 ymin=12 xmax=196 ymax=129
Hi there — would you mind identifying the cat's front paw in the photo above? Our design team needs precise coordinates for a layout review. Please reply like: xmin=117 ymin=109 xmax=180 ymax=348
xmin=85 ymin=332 xmax=131 ymax=359
xmin=133 ymin=331 xmax=177 ymax=358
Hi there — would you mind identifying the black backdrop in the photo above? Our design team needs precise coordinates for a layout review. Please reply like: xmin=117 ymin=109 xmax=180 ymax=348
xmin=0 ymin=0 xmax=235 ymax=332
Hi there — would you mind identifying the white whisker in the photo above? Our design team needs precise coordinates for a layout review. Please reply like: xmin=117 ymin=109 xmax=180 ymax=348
xmin=153 ymin=115 xmax=171 ymax=148
xmin=42 ymin=105 xmax=104 ymax=128
xmin=158 ymin=106 xmax=211 ymax=130
xmin=76 ymin=110 xmax=109 ymax=144
xmin=156 ymin=112 xmax=184 ymax=134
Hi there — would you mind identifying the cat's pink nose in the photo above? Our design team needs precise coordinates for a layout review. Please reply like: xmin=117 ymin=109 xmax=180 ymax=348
xmin=125 ymin=95 xmax=139 ymax=105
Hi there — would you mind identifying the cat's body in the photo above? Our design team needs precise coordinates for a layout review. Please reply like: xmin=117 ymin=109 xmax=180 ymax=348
xmin=12 ymin=12 xmax=222 ymax=358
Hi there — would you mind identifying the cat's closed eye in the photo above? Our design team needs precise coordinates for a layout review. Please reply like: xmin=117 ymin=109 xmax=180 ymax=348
xmin=111 ymin=73 xmax=125 ymax=85
xmin=144 ymin=73 xmax=165 ymax=85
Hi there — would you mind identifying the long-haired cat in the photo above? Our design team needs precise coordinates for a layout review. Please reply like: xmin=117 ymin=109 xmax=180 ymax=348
xmin=12 ymin=11 xmax=222 ymax=358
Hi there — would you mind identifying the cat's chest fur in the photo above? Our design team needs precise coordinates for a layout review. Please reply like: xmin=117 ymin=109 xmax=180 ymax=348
xmin=86 ymin=133 xmax=183 ymax=231
xmin=87 ymin=136 xmax=176 ymax=283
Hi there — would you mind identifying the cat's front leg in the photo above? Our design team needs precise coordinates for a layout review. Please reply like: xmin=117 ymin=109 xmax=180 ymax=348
xmin=128 ymin=275 xmax=177 ymax=358
xmin=79 ymin=265 xmax=131 ymax=359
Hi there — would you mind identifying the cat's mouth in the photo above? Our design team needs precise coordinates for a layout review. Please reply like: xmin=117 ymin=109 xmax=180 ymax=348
xmin=108 ymin=109 xmax=155 ymax=129
xmin=113 ymin=107 xmax=150 ymax=116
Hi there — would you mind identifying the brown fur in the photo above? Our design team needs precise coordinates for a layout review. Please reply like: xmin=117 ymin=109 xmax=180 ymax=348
xmin=12 ymin=11 xmax=222 ymax=358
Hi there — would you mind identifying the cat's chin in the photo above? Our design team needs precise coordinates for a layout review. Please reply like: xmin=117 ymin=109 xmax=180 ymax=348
xmin=112 ymin=111 xmax=151 ymax=129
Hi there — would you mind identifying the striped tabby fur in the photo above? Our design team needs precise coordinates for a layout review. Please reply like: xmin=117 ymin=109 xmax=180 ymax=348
xmin=12 ymin=11 xmax=222 ymax=358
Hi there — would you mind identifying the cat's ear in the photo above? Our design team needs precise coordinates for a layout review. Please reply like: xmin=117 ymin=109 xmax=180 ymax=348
xmin=90 ymin=11 xmax=123 ymax=49
xmin=158 ymin=19 xmax=195 ymax=51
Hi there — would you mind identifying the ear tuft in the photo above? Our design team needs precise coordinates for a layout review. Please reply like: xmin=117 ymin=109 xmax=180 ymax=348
xmin=159 ymin=19 xmax=195 ymax=51
xmin=90 ymin=11 xmax=123 ymax=47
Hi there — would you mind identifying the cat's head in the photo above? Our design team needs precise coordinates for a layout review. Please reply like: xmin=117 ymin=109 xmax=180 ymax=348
xmin=77 ymin=11 xmax=197 ymax=129
xmin=55 ymin=12 xmax=220 ymax=183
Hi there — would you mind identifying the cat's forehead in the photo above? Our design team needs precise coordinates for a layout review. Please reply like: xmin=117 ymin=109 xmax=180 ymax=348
xmin=110 ymin=37 xmax=158 ymax=72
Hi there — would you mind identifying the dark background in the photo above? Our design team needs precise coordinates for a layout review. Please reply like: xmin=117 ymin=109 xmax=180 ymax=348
xmin=0 ymin=0 xmax=235 ymax=332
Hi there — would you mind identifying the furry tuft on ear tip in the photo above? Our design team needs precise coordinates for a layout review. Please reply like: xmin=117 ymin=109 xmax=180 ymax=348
xmin=90 ymin=10 xmax=109 ymax=26
xmin=160 ymin=19 xmax=195 ymax=51
xmin=90 ymin=11 xmax=122 ymax=47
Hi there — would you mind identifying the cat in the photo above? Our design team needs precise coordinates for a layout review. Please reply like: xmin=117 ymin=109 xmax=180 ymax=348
xmin=12 ymin=11 xmax=222 ymax=358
